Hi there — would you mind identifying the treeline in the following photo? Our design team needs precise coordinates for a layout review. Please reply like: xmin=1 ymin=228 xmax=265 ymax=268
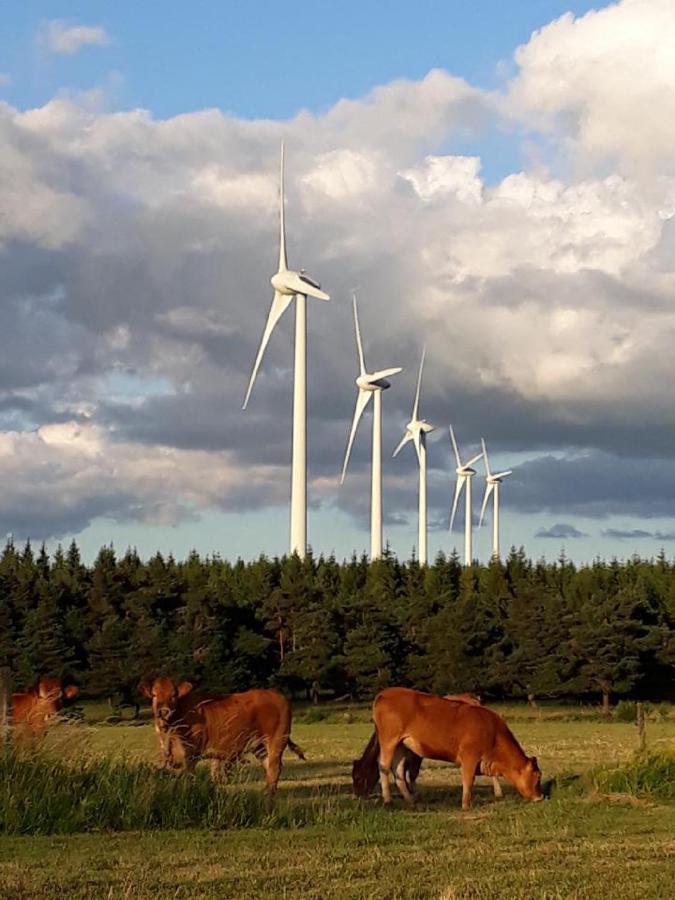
xmin=0 ymin=540 xmax=673 ymax=709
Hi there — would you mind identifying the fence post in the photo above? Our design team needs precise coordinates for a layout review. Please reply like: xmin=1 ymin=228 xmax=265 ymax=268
xmin=636 ymin=701 xmax=646 ymax=752
xmin=0 ymin=666 xmax=11 ymax=749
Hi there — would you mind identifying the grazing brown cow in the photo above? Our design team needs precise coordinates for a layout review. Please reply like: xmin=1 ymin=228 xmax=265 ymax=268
xmin=352 ymin=692 xmax=503 ymax=800
xmin=11 ymin=677 xmax=79 ymax=733
xmin=373 ymin=687 xmax=543 ymax=809
xmin=140 ymin=677 xmax=305 ymax=794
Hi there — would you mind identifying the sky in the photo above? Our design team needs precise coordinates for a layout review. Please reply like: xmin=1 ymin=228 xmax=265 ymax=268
xmin=1 ymin=0 xmax=675 ymax=564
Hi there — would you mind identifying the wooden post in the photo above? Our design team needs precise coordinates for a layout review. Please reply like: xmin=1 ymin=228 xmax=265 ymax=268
xmin=636 ymin=702 xmax=646 ymax=752
xmin=0 ymin=666 xmax=11 ymax=749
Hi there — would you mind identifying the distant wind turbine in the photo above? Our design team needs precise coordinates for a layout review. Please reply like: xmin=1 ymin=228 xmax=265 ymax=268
xmin=449 ymin=426 xmax=483 ymax=566
xmin=242 ymin=144 xmax=329 ymax=558
xmin=479 ymin=438 xmax=512 ymax=560
xmin=393 ymin=349 xmax=434 ymax=565
xmin=341 ymin=295 xmax=402 ymax=560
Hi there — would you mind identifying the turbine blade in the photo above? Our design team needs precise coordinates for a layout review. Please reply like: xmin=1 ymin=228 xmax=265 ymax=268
xmin=353 ymin=294 xmax=366 ymax=376
xmin=466 ymin=451 xmax=484 ymax=467
xmin=481 ymin=438 xmax=491 ymax=478
xmin=279 ymin=142 xmax=287 ymax=271
xmin=392 ymin=431 xmax=412 ymax=458
xmin=449 ymin=477 xmax=464 ymax=532
xmin=413 ymin=429 xmax=422 ymax=465
xmin=494 ymin=470 xmax=513 ymax=479
xmin=340 ymin=390 xmax=372 ymax=483
xmin=282 ymin=271 xmax=329 ymax=300
xmin=242 ymin=291 xmax=292 ymax=409
xmin=368 ymin=368 xmax=403 ymax=381
xmin=449 ymin=425 xmax=461 ymax=468
xmin=412 ymin=346 xmax=426 ymax=420
xmin=479 ymin=482 xmax=495 ymax=528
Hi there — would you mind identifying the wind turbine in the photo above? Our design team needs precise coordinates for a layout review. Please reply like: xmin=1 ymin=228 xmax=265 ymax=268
xmin=449 ymin=426 xmax=484 ymax=566
xmin=341 ymin=295 xmax=402 ymax=560
xmin=479 ymin=438 xmax=512 ymax=560
xmin=393 ymin=349 xmax=434 ymax=565
xmin=242 ymin=144 xmax=329 ymax=558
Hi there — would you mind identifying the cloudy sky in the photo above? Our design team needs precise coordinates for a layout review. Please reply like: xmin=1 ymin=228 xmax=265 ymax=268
xmin=1 ymin=0 xmax=675 ymax=563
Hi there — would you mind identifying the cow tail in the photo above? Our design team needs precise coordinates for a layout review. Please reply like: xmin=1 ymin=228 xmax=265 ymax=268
xmin=287 ymin=737 xmax=306 ymax=760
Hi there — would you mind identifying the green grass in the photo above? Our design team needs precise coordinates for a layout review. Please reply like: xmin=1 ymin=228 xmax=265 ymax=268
xmin=0 ymin=703 xmax=673 ymax=898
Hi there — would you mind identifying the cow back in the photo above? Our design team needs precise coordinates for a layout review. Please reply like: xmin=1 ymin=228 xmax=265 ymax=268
xmin=373 ymin=687 xmax=527 ymax=770
xmin=201 ymin=689 xmax=290 ymax=758
xmin=168 ymin=688 xmax=291 ymax=762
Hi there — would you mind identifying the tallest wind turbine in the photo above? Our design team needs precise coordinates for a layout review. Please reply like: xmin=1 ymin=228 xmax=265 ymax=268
xmin=242 ymin=145 xmax=329 ymax=558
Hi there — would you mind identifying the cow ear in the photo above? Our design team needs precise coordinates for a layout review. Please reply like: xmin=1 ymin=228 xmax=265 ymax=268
xmin=38 ymin=680 xmax=50 ymax=699
xmin=63 ymin=685 xmax=79 ymax=700
xmin=177 ymin=681 xmax=193 ymax=697
xmin=138 ymin=682 xmax=152 ymax=698
xmin=530 ymin=756 xmax=539 ymax=770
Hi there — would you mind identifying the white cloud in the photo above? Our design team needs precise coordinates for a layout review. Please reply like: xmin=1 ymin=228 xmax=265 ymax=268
xmin=0 ymin=421 xmax=286 ymax=538
xmin=508 ymin=0 xmax=675 ymax=174
xmin=44 ymin=20 xmax=110 ymax=55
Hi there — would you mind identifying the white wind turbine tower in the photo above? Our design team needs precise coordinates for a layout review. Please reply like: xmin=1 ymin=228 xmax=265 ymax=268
xmin=449 ymin=426 xmax=484 ymax=566
xmin=242 ymin=144 xmax=329 ymax=558
xmin=479 ymin=438 xmax=512 ymax=560
xmin=393 ymin=349 xmax=434 ymax=565
xmin=340 ymin=295 xmax=402 ymax=560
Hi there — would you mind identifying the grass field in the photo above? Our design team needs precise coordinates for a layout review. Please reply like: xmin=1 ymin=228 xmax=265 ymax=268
xmin=0 ymin=703 xmax=673 ymax=899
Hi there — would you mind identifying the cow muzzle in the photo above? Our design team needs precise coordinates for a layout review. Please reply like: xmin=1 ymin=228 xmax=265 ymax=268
xmin=157 ymin=707 xmax=173 ymax=725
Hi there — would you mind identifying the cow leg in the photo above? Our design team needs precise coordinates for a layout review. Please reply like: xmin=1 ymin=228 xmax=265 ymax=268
xmin=263 ymin=748 xmax=283 ymax=797
xmin=393 ymin=751 xmax=414 ymax=804
xmin=459 ymin=756 xmax=479 ymax=810
xmin=377 ymin=740 xmax=398 ymax=805
xmin=492 ymin=776 xmax=503 ymax=799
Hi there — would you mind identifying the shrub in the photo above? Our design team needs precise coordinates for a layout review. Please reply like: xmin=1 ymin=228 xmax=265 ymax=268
xmin=655 ymin=702 xmax=672 ymax=720
xmin=301 ymin=707 xmax=327 ymax=724
xmin=613 ymin=700 xmax=636 ymax=722
xmin=590 ymin=749 xmax=675 ymax=802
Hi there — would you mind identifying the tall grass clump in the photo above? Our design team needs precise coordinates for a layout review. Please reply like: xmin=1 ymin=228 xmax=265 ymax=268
xmin=0 ymin=749 xmax=367 ymax=835
xmin=590 ymin=748 xmax=675 ymax=802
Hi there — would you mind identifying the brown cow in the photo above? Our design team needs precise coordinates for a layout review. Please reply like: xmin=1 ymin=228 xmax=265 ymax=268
xmin=140 ymin=677 xmax=305 ymax=794
xmin=353 ymin=692 xmax=502 ymax=800
xmin=11 ymin=677 xmax=79 ymax=733
xmin=373 ymin=687 xmax=543 ymax=809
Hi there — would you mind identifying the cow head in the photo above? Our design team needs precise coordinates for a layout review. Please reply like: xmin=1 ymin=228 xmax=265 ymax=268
xmin=352 ymin=757 xmax=371 ymax=798
xmin=37 ymin=677 xmax=63 ymax=701
xmin=140 ymin=677 xmax=193 ymax=729
xmin=514 ymin=755 xmax=544 ymax=801
xmin=32 ymin=678 xmax=79 ymax=720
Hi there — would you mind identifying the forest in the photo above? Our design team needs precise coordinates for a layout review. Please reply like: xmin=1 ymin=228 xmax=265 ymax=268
xmin=1 ymin=540 xmax=673 ymax=711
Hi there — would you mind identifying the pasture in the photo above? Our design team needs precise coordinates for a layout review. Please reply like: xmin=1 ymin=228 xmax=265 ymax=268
xmin=0 ymin=703 xmax=674 ymax=899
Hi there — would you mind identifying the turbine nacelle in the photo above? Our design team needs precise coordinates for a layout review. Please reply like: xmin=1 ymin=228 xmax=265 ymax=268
xmin=356 ymin=367 xmax=402 ymax=393
xmin=270 ymin=269 xmax=329 ymax=300
xmin=457 ymin=465 xmax=477 ymax=477
xmin=405 ymin=419 xmax=434 ymax=437
xmin=486 ymin=470 xmax=512 ymax=485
